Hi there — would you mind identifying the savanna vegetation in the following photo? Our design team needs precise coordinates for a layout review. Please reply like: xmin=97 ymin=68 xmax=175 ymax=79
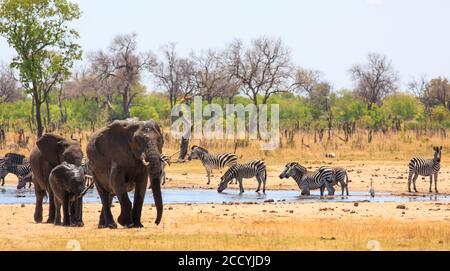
xmin=0 ymin=0 xmax=449 ymax=155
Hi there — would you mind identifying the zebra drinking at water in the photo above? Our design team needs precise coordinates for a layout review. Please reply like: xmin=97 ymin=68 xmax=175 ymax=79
xmin=325 ymin=167 xmax=349 ymax=196
xmin=188 ymin=146 xmax=238 ymax=185
xmin=407 ymin=146 xmax=443 ymax=193
xmin=279 ymin=162 xmax=335 ymax=196
xmin=6 ymin=163 xmax=32 ymax=189
xmin=217 ymin=160 xmax=267 ymax=194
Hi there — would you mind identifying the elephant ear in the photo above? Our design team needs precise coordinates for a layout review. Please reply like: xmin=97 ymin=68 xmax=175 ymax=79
xmin=149 ymin=120 xmax=164 ymax=152
xmin=36 ymin=134 xmax=65 ymax=166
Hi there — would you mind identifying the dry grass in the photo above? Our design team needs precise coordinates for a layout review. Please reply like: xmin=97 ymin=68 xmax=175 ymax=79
xmin=1 ymin=130 xmax=450 ymax=251
xmin=1 ymin=202 xmax=450 ymax=251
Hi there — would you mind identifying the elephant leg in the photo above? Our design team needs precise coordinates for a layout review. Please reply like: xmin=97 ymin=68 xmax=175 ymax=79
xmin=54 ymin=199 xmax=61 ymax=226
xmin=62 ymin=193 xmax=70 ymax=227
xmin=111 ymin=169 xmax=133 ymax=228
xmin=70 ymin=197 xmax=84 ymax=227
xmin=46 ymin=189 xmax=56 ymax=224
xmin=131 ymin=173 xmax=147 ymax=228
xmin=97 ymin=183 xmax=116 ymax=229
xmin=34 ymin=187 xmax=45 ymax=223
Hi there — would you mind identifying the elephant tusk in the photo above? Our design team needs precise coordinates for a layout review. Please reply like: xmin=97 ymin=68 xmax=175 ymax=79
xmin=142 ymin=159 xmax=150 ymax=166
xmin=141 ymin=153 xmax=150 ymax=166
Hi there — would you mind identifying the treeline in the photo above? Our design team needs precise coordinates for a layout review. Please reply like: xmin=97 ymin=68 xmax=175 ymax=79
xmin=0 ymin=0 xmax=449 ymax=143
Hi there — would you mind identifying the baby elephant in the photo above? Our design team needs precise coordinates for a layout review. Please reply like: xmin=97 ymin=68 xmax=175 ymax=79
xmin=49 ymin=162 xmax=87 ymax=227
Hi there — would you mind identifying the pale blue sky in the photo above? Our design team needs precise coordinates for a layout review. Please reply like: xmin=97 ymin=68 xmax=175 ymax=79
xmin=1 ymin=0 xmax=449 ymax=90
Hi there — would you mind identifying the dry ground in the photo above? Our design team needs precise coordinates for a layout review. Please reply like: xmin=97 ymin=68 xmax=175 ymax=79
xmin=0 ymin=201 xmax=449 ymax=251
xmin=1 ymin=131 xmax=450 ymax=250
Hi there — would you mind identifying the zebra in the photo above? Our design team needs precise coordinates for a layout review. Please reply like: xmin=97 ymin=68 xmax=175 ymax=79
xmin=17 ymin=172 xmax=33 ymax=190
xmin=279 ymin=162 xmax=335 ymax=196
xmin=81 ymin=158 xmax=92 ymax=176
xmin=0 ymin=158 xmax=7 ymax=186
xmin=188 ymin=145 xmax=238 ymax=185
xmin=160 ymin=154 xmax=171 ymax=186
xmin=407 ymin=146 xmax=443 ymax=193
xmin=324 ymin=167 xmax=349 ymax=196
xmin=147 ymin=154 xmax=172 ymax=189
xmin=217 ymin=160 xmax=267 ymax=194
xmin=4 ymin=153 xmax=27 ymax=166
xmin=6 ymin=163 xmax=32 ymax=189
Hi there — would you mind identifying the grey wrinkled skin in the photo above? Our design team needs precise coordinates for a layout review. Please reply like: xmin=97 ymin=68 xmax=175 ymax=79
xmin=49 ymin=162 xmax=86 ymax=227
xmin=86 ymin=120 xmax=164 ymax=229
xmin=29 ymin=134 xmax=83 ymax=224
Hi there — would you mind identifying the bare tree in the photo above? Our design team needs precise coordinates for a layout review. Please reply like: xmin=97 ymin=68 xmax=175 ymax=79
xmin=293 ymin=67 xmax=323 ymax=97
xmin=0 ymin=64 xmax=22 ymax=103
xmin=226 ymin=37 xmax=293 ymax=107
xmin=408 ymin=74 xmax=432 ymax=112
xmin=192 ymin=49 xmax=228 ymax=104
xmin=89 ymin=33 xmax=154 ymax=118
xmin=350 ymin=53 xmax=399 ymax=110
xmin=151 ymin=43 xmax=197 ymax=108
xmin=426 ymin=77 xmax=450 ymax=110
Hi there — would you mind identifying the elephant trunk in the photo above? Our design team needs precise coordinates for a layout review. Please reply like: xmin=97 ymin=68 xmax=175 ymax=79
xmin=146 ymin=153 xmax=163 ymax=225
xmin=151 ymin=175 xmax=163 ymax=225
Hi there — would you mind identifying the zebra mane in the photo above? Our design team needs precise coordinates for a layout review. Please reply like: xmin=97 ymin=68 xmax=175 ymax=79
xmin=192 ymin=145 xmax=209 ymax=154
xmin=286 ymin=162 xmax=307 ymax=173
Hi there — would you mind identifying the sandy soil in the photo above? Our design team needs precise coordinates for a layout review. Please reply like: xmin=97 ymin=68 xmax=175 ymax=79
xmin=0 ymin=201 xmax=449 ymax=250
xmin=1 ymin=160 xmax=449 ymax=251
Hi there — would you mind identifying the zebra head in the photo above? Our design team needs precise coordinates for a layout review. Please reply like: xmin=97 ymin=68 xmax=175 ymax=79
xmin=188 ymin=145 xmax=208 ymax=161
xmin=279 ymin=162 xmax=307 ymax=179
xmin=433 ymin=146 xmax=443 ymax=163
xmin=217 ymin=167 xmax=234 ymax=193
xmin=17 ymin=173 xmax=32 ymax=190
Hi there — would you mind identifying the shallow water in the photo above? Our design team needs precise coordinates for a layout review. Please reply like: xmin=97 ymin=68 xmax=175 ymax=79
xmin=0 ymin=186 xmax=449 ymax=205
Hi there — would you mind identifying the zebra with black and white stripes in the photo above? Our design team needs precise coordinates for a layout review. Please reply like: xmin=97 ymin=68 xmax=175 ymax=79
xmin=6 ymin=163 xmax=32 ymax=189
xmin=0 ymin=157 xmax=7 ymax=186
xmin=407 ymin=146 xmax=443 ymax=193
xmin=279 ymin=162 xmax=335 ymax=196
xmin=160 ymin=154 xmax=171 ymax=185
xmin=325 ymin=167 xmax=349 ymax=196
xmin=4 ymin=153 xmax=27 ymax=167
xmin=217 ymin=160 xmax=267 ymax=194
xmin=188 ymin=146 xmax=238 ymax=185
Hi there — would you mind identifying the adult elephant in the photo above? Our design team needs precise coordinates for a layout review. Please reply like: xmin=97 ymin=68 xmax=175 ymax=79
xmin=86 ymin=119 xmax=164 ymax=229
xmin=29 ymin=134 xmax=84 ymax=224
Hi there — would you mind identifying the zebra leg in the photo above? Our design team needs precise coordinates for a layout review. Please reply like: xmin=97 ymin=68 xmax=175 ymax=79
xmin=434 ymin=173 xmax=439 ymax=193
xmin=407 ymin=170 xmax=414 ymax=193
xmin=429 ymin=175 xmax=433 ymax=193
xmin=412 ymin=173 xmax=419 ymax=193
xmin=238 ymin=178 xmax=244 ymax=194
xmin=206 ymin=167 xmax=211 ymax=185
xmin=320 ymin=186 xmax=325 ymax=197
xmin=1 ymin=177 xmax=4 ymax=186
xmin=255 ymin=176 xmax=261 ymax=193
xmin=262 ymin=173 xmax=267 ymax=194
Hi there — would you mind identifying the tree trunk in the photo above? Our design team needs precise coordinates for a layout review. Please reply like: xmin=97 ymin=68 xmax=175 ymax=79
xmin=34 ymin=94 xmax=44 ymax=139
xmin=31 ymin=98 xmax=35 ymax=125
xmin=45 ymin=95 xmax=51 ymax=127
